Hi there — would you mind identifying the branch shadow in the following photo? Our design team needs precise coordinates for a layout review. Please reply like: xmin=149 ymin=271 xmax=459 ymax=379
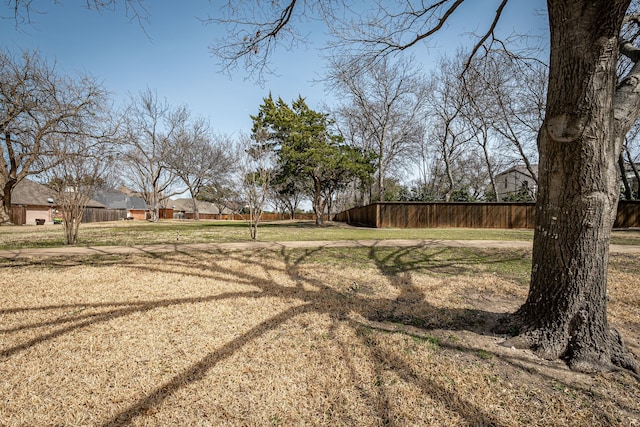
xmin=1 ymin=291 xmax=263 ymax=359
xmin=351 ymin=320 xmax=507 ymax=426
xmin=1 ymin=244 xmax=632 ymax=425
xmin=101 ymin=304 xmax=312 ymax=426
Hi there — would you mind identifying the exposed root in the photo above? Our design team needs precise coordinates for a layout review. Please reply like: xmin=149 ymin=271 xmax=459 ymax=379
xmin=495 ymin=316 xmax=639 ymax=375
xmin=566 ymin=354 xmax=615 ymax=374
xmin=493 ymin=312 xmax=524 ymax=337
xmin=609 ymin=328 xmax=639 ymax=374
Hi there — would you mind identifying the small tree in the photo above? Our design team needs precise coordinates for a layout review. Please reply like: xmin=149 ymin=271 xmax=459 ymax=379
xmin=236 ymin=134 xmax=272 ymax=240
xmin=252 ymin=95 xmax=374 ymax=225
xmin=481 ymin=51 xmax=543 ymax=185
xmin=425 ymin=55 xmax=475 ymax=202
xmin=43 ymin=132 xmax=116 ymax=245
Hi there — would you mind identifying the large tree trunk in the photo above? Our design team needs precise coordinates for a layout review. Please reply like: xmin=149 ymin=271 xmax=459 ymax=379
xmin=507 ymin=0 xmax=638 ymax=373
xmin=0 ymin=129 xmax=17 ymax=225
xmin=190 ymin=190 xmax=200 ymax=221
xmin=312 ymin=176 xmax=325 ymax=226
xmin=0 ymin=181 xmax=14 ymax=225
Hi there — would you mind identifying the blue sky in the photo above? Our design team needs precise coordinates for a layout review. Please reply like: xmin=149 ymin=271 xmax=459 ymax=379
xmin=0 ymin=1 xmax=548 ymax=137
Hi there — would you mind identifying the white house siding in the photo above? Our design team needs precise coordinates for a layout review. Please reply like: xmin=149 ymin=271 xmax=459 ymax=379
xmin=495 ymin=165 xmax=538 ymax=201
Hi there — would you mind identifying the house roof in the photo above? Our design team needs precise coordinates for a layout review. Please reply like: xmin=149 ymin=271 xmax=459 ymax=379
xmin=11 ymin=179 xmax=55 ymax=206
xmin=93 ymin=189 xmax=147 ymax=210
xmin=495 ymin=164 xmax=538 ymax=180
xmin=171 ymin=198 xmax=222 ymax=215
xmin=12 ymin=179 xmax=105 ymax=208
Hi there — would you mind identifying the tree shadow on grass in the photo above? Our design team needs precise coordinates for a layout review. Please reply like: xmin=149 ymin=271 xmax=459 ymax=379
xmin=0 ymin=244 xmax=632 ymax=425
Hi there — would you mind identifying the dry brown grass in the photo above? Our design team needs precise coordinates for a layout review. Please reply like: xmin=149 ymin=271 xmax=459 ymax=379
xmin=1 ymin=246 xmax=639 ymax=426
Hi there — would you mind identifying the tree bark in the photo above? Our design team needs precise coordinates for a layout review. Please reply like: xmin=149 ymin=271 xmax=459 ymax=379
xmin=506 ymin=0 xmax=638 ymax=373
xmin=190 ymin=189 xmax=200 ymax=221
xmin=1 ymin=129 xmax=17 ymax=225
xmin=312 ymin=174 xmax=326 ymax=226
xmin=0 ymin=174 xmax=16 ymax=225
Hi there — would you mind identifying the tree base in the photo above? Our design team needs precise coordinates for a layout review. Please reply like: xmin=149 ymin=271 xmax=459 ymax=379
xmin=609 ymin=329 xmax=640 ymax=374
xmin=495 ymin=315 xmax=639 ymax=374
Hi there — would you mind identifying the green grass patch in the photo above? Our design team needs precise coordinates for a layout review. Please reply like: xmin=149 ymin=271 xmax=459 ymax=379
xmin=477 ymin=349 xmax=494 ymax=360
xmin=286 ymin=246 xmax=533 ymax=280
xmin=610 ymin=228 xmax=640 ymax=245
xmin=412 ymin=334 xmax=441 ymax=347
xmin=1 ymin=219 xmax=639 ymax=251
xmin=0 ymin=219 xmax=537 ymax=250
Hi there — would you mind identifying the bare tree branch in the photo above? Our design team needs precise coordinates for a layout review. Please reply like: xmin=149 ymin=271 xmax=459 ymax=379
xmin=206 ymin=0 xmax=312 ymax=83
xmin=4 ymin=0 xmax=149 ymax=28
xmin=462 ymin=0 xmax=509 ymax=74
xmin=0 ymin=48 xmax=110 ymax=224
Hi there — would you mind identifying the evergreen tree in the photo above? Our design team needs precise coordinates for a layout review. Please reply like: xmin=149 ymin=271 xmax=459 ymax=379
xmin=252 ymin=95 xmax=374 ymax=225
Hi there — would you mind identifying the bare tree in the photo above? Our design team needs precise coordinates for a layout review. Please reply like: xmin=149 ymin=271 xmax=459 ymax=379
xmin=0 ymin=48 xmax=109 ymax=225
xmin=236 ymin=132 xmax=272 ymax=240
xmin=121 ymin=89 xmax=187 ymax=222
xmin=424 ymin=55 xmax=475 ymax=201
xmin=327 ymin=56 xmax=429 ymax=201
xmin=5 ymin=0 xmax=149 ymax=27
xmin=482 ymin=51 xmax=544 ymax=182
xmin=619 ymin=121 xmax=640 ymax=199
xmin=212 ymin=0 xmax=640 ymax=373
xmin=619 ymin=151 xmax=634 ymax=199
xmin=198 ymin=183 xmax=242 ymax=219
xmin=167 ymin=118 xmax=235 ymax=220
xmin=42 ymin=126 xmax=117 ymax=245
xmin=460 ymin=56 xmax=503 ymax=200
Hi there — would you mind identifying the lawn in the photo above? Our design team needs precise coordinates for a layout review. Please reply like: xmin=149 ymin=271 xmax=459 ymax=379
xmin=1 ymin=219 xmax=639 ymax=251
xmin=1 ymin=243 xmax=639 ymax=426
xmin=0 ymin=219 xmax=538 ymax=250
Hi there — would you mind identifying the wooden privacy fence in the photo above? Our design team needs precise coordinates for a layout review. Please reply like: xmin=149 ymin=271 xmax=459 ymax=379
xmin=615 ymin=201 xmax=640 ymax=228
xmin=9 ymin=206 xmax=26 ymax=225
xmin=334 ymin=201 xmax=640 ymax=229
xmin=81 ymin=208 xmax=128 ymax=223
xmin=187 ymin=213 xmax=322 ymax=221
